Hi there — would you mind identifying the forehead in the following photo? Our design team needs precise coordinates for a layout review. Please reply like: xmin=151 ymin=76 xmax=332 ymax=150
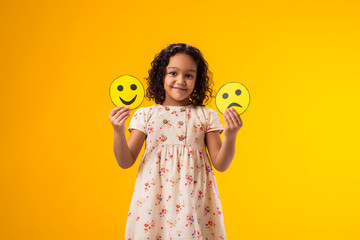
xmin=167 ymin=53 xmax=197 ymax=70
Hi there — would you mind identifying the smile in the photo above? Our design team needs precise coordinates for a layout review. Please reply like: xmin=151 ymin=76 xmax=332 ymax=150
xmin=227 ymin=102 xmax=242 ymax=108
xmin=172 ymin=87 xmax=187 ymax=91
xmin=120 ymin=95 xmax=137 ymax=105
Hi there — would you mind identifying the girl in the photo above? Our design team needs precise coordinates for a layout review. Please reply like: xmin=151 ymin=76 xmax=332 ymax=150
xmin=109 ymin=43 xmax=242 ymax=239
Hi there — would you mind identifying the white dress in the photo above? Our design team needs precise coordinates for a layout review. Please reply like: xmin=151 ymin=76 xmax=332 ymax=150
xmin=125 ymin=104 xmax=227 ymax=240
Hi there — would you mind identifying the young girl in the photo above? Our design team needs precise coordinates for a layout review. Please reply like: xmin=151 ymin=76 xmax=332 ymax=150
xmin=109 ymin=43 xmax=242 ymax=239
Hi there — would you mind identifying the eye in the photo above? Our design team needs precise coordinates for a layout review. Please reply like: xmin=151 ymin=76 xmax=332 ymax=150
xmin=169 ymin=72 xmax=177 ymax=76
xmin=130 ymin=84 xmax=137 ymax=90
xmin=186 ymin=74 xmax=194 ymax=78
xmin=222 ymin=93 xmax=229 ymax=99
xmin=117 ymin=85 xmax=123 ymax=91
xmin=235 ymin=89 xmax=241 ymax=95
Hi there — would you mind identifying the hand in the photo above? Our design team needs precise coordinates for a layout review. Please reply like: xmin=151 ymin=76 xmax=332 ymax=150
xmin=109 ymin=105 xmax=131 ymax=134
xmin=223 ymin=108 xmax=243 ymax=138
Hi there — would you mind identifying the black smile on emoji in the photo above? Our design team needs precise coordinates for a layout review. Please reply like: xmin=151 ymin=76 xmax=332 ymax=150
xmin=227 ymin=102 xmax=242 ymax=109
xmin=120 ymin=95 xmax=137 ymax=105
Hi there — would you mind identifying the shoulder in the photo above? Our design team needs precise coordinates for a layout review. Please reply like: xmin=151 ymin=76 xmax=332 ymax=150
xmin=191 ymin=105 xmax=219 ymax=116
xmin=132 ymin=104 xmax=158 ymax=119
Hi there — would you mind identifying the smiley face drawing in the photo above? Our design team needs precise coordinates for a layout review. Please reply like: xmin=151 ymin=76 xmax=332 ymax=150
xmin=109 ymin=75 xmax=145 ymax=109
xmin=215 ymin=82 xmax=250 ymax=115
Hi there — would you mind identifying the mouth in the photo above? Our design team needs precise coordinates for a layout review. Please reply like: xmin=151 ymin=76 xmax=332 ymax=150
xmin=172 ymin=87 xmax=187 ymax=91
xmin=119 ymin=95 xmax=137 ymax=105
xmin=227 ymin=102 xmax=242 ymax=109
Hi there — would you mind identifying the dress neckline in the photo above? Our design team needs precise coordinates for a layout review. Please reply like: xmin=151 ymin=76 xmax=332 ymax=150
xmin=157 ymin=104 xmax=193 ymax=108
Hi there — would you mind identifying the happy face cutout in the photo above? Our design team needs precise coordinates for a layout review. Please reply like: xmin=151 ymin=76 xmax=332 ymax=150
xmin=215 ymin=82 xmax=250 ymax=115
xmin=109 ymin=75 xmax=145 ymax=109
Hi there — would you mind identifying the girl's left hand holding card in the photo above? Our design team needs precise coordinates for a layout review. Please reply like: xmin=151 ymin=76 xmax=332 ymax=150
xmin=223 ymin=108 xmax=243 ymax=139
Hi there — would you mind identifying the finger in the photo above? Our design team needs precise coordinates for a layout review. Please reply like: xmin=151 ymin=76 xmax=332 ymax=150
xmin=230 ymin=108 xmax=242 ymax=125
xmin=109 ymin=105 xmax=125 ymax=118
xmin=223 ymin=111 xmax=229 ymax=126
xmin=228 ymin=108 xmax=240 ymax=126
xmin=225 ymin=109 xmax=235 ymax=127
xmin=118 ymin=114 xmax=130 ymax=126
xmin=115 ymin=112 xmax=130 ymax=125
xmin=113 ymin=107 xmax=130 ymax=121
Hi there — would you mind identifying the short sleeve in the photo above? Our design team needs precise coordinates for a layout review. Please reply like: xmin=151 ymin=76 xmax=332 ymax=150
xmin=206 ymin=109 xmax=224 ymax=134
xmin=128 ymin=108 xmax=147 ymax=135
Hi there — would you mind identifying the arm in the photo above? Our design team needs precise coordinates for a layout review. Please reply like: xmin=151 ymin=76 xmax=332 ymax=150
xmin=205 ymin=108 xmax=243 ymax=172
xmin=113 ymin=129 xmax=146 ymax=169
xmin=109 ymin=106 xmax=146 ymax=169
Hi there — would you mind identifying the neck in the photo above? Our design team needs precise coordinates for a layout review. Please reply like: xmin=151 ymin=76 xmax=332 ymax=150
xmin=162 ymin=99 xmax=190 ymax=106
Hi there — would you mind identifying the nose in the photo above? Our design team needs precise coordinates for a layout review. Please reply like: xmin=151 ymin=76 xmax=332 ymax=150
xmin=176 ymin=74 xmax=186 ymax=85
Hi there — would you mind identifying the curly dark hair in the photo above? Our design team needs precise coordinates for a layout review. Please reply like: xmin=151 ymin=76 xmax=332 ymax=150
xmin=145 ymin=43 xmax=214 ymax=106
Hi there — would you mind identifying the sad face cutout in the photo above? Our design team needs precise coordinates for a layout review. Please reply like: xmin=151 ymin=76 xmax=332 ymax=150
xmin=109 ymin=75 xmax=145 ymax=109
xmin=215 ymin=82 xmax=250 ymax=115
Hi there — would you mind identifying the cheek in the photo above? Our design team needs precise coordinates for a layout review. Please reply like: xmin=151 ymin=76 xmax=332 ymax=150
xmin=191 ymin=80 xmax=197 ymax=90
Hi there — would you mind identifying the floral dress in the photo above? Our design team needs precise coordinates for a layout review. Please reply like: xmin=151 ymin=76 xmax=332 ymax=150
xmin=125 ymin=104 xmax=227 ymax=240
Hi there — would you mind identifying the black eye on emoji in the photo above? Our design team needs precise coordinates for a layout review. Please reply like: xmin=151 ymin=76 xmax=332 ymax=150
xmin=117 ymin=85 xmax=123 ymax=91
xmin=235 ymin=89 xmax=241 ymax=95
xmin=222 ymin=93 xmax=229 ymax=99
xmin=130 ymin=84 xmax=137 ymax=90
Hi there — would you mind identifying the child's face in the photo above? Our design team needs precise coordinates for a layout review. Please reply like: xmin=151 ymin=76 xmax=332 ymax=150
xmin=163 ymin=53 xmax=197 ymax=106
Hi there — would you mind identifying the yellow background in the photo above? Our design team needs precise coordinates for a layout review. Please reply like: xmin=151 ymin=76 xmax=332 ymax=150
xmin=1 ymin=0 xmax=359 ymax=239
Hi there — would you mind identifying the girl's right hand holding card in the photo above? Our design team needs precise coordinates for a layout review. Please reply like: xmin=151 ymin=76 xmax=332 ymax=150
xmin=109 ymin=105 xmax=131 ymax=135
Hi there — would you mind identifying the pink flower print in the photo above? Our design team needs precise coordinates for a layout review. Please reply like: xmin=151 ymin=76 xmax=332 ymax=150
xmin=217 ymin=207 xmax=222 ymax=215
xmin=146 ymin=208 xmax=152 ymax=216
xmin=144 ymin=223 xmax=149 ymax=232
xmin=168 ymin=176 xmax=180 ymax=187
xmin=155 ymin=235 xmax=163 ymax=240
xmin=159 ymin=208 xmax=168 ymax=218
xmin=144 ymin=178 xmax=156 ymax=191
xmin=166 ymin=195 xmax=172 ymax=202
xmin=159 ymin=134 xmax=167 ymax=142
xmin=185 ymin=215 xmax=195 ymax=227
xmin=156 ymin=152 xmax=161 ymax=164
xmin=128 ymin=211 xmax=131 ymax=217
xmin=177 ymin=161 xmax=184 ymax=172
xmin=155 ymin=194 xmax=163 ymax=206
xmin=136 ymin=198 xmax=146 ymax=207
xmin=159 ymin=166 xmax=169 ymax=176
xmin=167 ymin=218 xmax=180 ymax=228
xmin=147 ymin=121 xmax=155 ymax=134
xmin=171 ymin=110 xmax=177 ymax=114
xmin=193 ymin=123 xmax=204 ymax=132
xmin=198 ymin=190 xmax=205 ymax=200
xmin=205 ymin=220 xmax=216 ymax=229
xmin=189 ymin=150 xmax=194 ymax=158
xmin=185 ymin=174 xmax=193 ymax=186
xmin=204 ymin=205 xmax=210 ymax=215
xmin=136 ymin=216 xmax=140 ymax=221
xmin=192 ymin=229 xmax=203 ymax=239
xmin=206 ymin=165 xmax=212 ymax=174
xmin=176 ymin=201 xmax=185 ymax=214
